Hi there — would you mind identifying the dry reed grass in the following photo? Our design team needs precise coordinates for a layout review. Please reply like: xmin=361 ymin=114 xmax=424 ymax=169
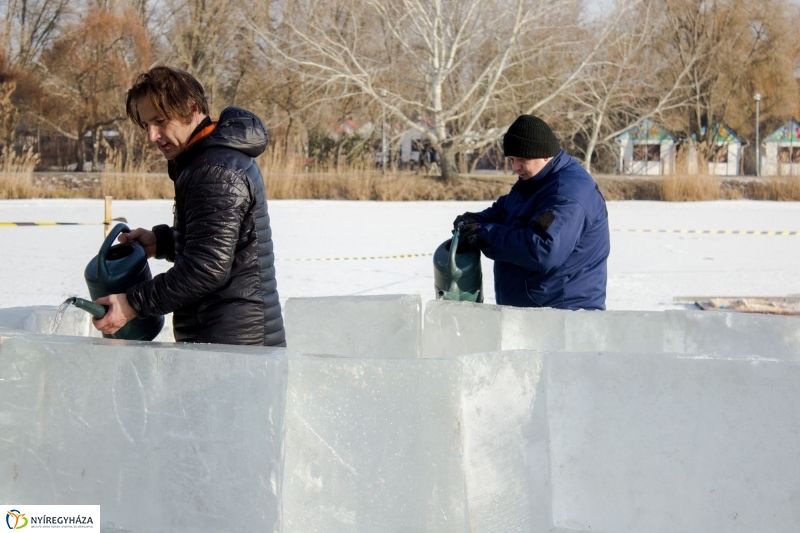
xmin=0 ymin=170 xmax=506 ymax=202
xmin=253 ymin=143 xmax=509 ymax=200
xmin=0 ymin=148 xmax=39 ymax=199
xmin=7 ymin=170 xmax=800 ymax=202
xmin=262 ymin=171 xmax=506 ymax=200
xmin=92 ymin=149 xmax=173 ymax=199
xmin=659 ymin=144 xmax=732 ymax=201
xmin=5 ymin=143 xmax=800 ymax=201
xmin=660 ymin=173 xmax=729 ymax=201
xmin=87 ymin=172 xmax=173 ymax=199
xmin=658 ymin=174 xmax=800 ymax=201
xmin=745 ymin=177 xmax=800 ymax=201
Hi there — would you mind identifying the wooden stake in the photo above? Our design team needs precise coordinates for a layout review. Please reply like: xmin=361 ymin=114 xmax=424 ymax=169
xmin=104 ymin=196 xmax=112 ymax=237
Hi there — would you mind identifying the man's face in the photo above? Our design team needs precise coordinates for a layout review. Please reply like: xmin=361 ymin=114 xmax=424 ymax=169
xmin=136 ymin=96 xmax=203 ymax=160
xmin=508 ymin=156 xmax=552 ymax=180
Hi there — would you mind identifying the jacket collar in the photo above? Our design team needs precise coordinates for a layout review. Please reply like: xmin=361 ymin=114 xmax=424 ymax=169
xmin=168 ymin=116 xmax=215 ymax=180
xmin=511 ymin=149 xmax=565 ymax=196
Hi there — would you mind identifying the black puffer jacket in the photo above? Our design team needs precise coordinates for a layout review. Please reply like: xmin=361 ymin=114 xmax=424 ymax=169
xmin=127 ymin=107 xmax=286 ymax=346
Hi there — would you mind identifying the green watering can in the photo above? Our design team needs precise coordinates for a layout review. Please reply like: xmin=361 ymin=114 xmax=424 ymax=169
xmin=76 ymin=222 xmax=164 ymax=341
xmin=433 ymin=227 xmax=483 ymax=303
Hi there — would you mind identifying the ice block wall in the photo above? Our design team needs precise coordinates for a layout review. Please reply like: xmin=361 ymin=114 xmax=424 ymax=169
xmin=2 ymin=297 xmax=800 ymax=533
xmin=7 ymin=300 xmax=800 ymax=361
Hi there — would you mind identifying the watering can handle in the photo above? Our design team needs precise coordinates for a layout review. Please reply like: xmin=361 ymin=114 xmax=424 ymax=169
xmin=449 ymin=229 xmax=463 ymax=281
xmin=97 ymin=222 xmax=130 ymax=280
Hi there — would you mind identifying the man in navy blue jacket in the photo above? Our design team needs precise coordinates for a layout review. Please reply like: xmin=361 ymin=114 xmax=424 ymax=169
xmin=455 ymin=115 xmax=609 ymax=310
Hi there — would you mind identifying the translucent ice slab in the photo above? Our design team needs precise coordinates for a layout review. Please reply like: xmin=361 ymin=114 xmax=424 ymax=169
xmin=282 ymin=354 xmax=465 ymax=533
xmin=421 ymin=301 xmax=504 ymax=357
xmin=0 ymin=335 xmax=286 ymax=533
xmin=457 ymin=350 xmax=552 ymax=532
xmin=424 ymin=302 xmax=800 ymax=360
xmin=501 ymin=306 xmax=567 ymax=352
xmin=665 ymin=310 xmax=800 ymax=360
xmin=285 ymin=294 xmax=422 ymax=358
xmin=421 ymin=301 xmax=567 ymax=357
xmin=547 ymin=351 xmax=800 ymax=532
xmin=0 ymin=305 xmax=97 ymax=337
xmin=505 ymin=308 xmax=666 ymax=353
xmin=564 ymin=310 xmax=665 ymax=352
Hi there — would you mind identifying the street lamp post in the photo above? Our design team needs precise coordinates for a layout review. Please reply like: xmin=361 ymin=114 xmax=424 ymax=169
xmin=381 ymin=89 xmax=388 ymax=174
xmin=755 ymin=93 xmax=762 ymax=177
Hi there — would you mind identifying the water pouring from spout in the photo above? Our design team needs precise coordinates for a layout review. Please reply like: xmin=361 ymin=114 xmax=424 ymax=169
xmin=52 ymin=297 xmax=108 ymax=335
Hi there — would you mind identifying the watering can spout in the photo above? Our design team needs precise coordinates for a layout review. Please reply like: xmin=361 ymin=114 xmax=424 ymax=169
xmin=69 ymin=297 xmax=108 ymax=319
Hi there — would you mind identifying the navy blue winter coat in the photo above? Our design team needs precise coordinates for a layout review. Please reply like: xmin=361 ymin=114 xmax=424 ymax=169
xmin=471 ymin=150 xmax=609 ymax=310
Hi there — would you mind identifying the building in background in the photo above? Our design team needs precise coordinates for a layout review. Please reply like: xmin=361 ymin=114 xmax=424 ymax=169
xmin=616 ymin=119 xmax=675 ymax=175
xmin=400 ymin=120 xmax=436 ymax=166
xmin=762 ymin=119 xmax=800 ymax=176
xmin=686 ymin=124 xmax=744 ymax=176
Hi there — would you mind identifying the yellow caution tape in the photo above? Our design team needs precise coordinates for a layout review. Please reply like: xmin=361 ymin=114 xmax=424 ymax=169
xmin=0 ymin=221 xmax=102 ymax=227
xmin=283 ymin=253 xmax=433 ymax=262
xmin=614 ymin=229 xmax=800 ymax=235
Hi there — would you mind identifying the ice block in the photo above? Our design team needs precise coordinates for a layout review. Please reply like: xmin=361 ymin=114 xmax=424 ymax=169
xmin=457 ymin=350 xmax=552 ymax=532
xmin=0 ymin=335 xmax=286 ymax=533
xmin=282 ymin=354 xmax=465 ymax=533
xmin=564 ymin=310 xmax=665 ymax=352
xmin=547 ymin=351 xmax=800 ymax=532
xmin=421 ymin=300 xmax=504 ymax=357
xmin=285 ymin=295 xmax=421 ymax=358
xmin=665 ymin=309 xmax=800 ymax=360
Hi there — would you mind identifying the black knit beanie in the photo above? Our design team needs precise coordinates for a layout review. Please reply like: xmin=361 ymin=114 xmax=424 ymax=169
xmin=503 ymin=115 xmax=560 ymax=159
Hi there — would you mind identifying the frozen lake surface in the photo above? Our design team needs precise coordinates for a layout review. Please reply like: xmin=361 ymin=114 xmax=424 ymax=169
xmin=1 ymin=198 xmax=800 ymax=311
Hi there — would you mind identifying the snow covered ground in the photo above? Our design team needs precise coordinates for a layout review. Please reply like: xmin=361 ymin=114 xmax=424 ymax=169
xmin=1 ymin=198 xmax=800 ymax=312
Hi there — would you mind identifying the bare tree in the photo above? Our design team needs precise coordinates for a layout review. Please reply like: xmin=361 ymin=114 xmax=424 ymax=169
xmin=157 ymin=0 xmax=249 ymax=114
xmin=250 ymin=0 xmax=621 ymax=182
xmin=0 ymin=49 xmax=19 ymax=154
xmin=657 ymin=0 xmax=792 ymax=162
xmin=564 ymin=0 xmax=697 ymax=172
xmin=0 ymin=80 xmax=18 ymax=155
xmin=37 ymin=7 xmax=150 ymax=170
xmin=237 ymin=6 xmax=318 ymax=156
xmin=1 ymin=0 xmax=71 ymax=67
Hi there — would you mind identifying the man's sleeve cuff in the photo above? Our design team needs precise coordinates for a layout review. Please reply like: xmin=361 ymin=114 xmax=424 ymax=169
xmin=125 ymin=286 xmax=146 ymax=318
xmin=475 ymin=225 xmax=492 ymax=248
xmin=152 ymin=224 xmax=174 ymax=260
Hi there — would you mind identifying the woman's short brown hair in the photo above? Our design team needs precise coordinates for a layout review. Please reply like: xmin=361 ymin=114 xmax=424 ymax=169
xmin=126 ymin=66 xmax=210 ymax=129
